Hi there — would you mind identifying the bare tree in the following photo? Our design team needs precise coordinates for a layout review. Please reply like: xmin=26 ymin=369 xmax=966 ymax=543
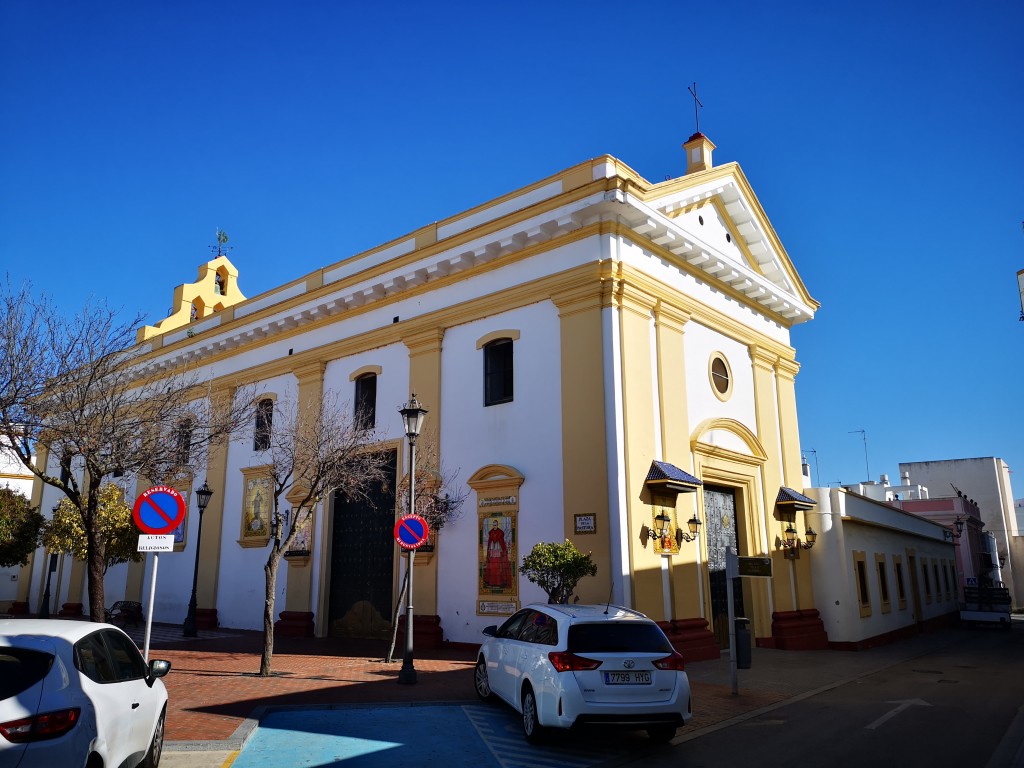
xmin=386 ymin=434 xmax=470 ymax=662
xmin=0 ymin=278 xmax=254 ymax=622
xmin=394 ymin=432 xmax=470 ymax=544
xmin=258 ymin=393 xmax=391 ymax=676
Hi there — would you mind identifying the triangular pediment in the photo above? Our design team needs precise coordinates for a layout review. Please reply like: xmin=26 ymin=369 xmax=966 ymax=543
xmin=639 ymin=163 xmax=818 ymax=320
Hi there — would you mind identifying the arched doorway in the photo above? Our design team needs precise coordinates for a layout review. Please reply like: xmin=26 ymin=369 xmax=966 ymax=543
xmin=327 ymin=449 xmax=398 ymax=638
xmin=704 ymin=485 xmax=746 ymax=646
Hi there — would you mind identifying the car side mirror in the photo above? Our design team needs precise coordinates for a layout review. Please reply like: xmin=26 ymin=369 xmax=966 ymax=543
xmin=482 ymin=625 xmax=497 ymax=637
xmin=147 ymin=658 xmax=171 ymax=686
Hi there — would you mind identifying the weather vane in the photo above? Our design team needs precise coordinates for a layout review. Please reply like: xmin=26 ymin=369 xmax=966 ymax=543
xmin=209 ymin=228 xmax=233 ymax=258
xmin=687 ymin=82 xmax=703 ymax=135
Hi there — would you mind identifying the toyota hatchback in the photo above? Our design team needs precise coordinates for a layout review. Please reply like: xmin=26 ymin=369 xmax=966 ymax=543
xmin=474 ymin=604 xmax=691 ymax=743
xmin=0 ymin=619 xmax=171 ymax=768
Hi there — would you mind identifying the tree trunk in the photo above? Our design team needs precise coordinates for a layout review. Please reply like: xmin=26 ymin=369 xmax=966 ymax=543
xmin=85 ymin=488 xmax=106 ymax=622
xmin=259 ymin=549 xmax=282 ymax=676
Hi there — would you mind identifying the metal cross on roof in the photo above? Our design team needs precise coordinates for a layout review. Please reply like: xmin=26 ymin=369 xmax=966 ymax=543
xmin=687 ymin=82 xmax=703 ymax=135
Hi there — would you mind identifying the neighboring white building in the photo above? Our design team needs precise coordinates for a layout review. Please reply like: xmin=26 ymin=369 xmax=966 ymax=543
xmin=900 ymin=459 xmax=1021 ymax=610
xmin=1 ymin=438 xmax=36 ymax=611
xmin=806 ymin=480 xmax=958 ymax=648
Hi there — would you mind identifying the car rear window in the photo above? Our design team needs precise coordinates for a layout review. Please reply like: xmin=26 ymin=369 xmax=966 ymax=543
xmin=567 ymin=622 xmax=673 ymax=653
xmin=0 ymin=648 xmax=54 ymax=700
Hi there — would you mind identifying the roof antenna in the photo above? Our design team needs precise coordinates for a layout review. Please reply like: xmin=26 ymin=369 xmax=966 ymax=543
xmin=687 ymin=82 xmax=704 ymax=135
xmin=604 ymin=585 xmax=613 ymax=615
xmin=848 ymin=429 xmax=870 ymax=481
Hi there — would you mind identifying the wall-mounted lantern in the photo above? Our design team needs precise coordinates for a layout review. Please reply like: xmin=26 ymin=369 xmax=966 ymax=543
xmin=640 ymin=461 xmax=703 ymax=553
xmin=776 ymin=486 xmax=817 ymax=560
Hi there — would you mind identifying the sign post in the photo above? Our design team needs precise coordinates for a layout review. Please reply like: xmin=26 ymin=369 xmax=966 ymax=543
xmin=133 ymin=486 xmax=187 ymax=660
xmin=724 ymin=548 xmax=774 ymax=695
xmin=394 ymin=513 xmax=430 ymax=685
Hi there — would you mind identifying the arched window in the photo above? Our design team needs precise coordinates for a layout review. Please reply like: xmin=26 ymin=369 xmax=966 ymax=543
xmin=254 ymin=398 xmax=274 ymax=451
xmin=354 ymin=373 xmax=377 ymax=430
xmin=484 ymin=338 xmax=514 ymax=406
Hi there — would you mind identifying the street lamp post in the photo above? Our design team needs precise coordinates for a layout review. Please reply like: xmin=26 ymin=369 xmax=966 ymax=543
xmin=182 ymin=482 xmax=214 ymax=637
xmin=398 ymin=394 xmax=428 ymax=685
xmin=39 ymin=505 xmax=59 ymax=619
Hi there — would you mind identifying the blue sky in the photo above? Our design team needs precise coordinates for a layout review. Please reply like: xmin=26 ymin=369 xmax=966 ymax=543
xmin=2 ymin=1 xmax=1023 ymax=496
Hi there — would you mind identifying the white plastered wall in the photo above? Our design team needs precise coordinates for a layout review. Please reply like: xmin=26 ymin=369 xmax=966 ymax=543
xmin=683 ymin=322 xmax=758 ymax=436
xmin=436 ymin=301 xmax=565 ymax=641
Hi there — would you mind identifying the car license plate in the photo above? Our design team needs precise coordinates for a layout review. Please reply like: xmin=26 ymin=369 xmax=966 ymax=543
xmin=603 ymin=671 xmax=651 ymax=685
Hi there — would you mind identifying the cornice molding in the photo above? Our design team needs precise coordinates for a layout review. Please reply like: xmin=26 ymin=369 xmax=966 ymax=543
xmin=653 ymin=300 xmax=691 ymax=334
xmin=130 ymin=161 xmax=812 ymax=391
xmin=691 ymin=417 xmax=768 ymax=464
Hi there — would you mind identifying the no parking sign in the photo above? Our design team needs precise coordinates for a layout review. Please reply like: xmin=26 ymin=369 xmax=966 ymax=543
xmin=132 ymin=485 xmax=187 ymax=536
xmin=132 ymin=485 xmax=188 ymax=663
xmin=394 ymin=514 xmax=430 ymax=550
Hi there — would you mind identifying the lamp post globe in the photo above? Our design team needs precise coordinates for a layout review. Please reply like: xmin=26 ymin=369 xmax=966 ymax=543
xmin=397 ymin=395 xmax=428 ymax=685
xmin=183 ymin=482 xmax=214 ymax=637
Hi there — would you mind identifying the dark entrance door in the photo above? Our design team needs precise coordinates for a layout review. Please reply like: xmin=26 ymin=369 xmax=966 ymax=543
xmin=328 ymin=449 xmax=397 ymax=638
xmin=704 ymin=485 xmax=745 ymax=647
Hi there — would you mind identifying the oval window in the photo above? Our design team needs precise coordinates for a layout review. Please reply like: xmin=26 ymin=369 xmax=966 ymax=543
xmin=709 ymin=354 xmax=732 ymax=400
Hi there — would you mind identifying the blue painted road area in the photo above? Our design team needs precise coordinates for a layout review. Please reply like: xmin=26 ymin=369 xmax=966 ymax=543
xmin=230 ymin=703 xmax=631 ymax=768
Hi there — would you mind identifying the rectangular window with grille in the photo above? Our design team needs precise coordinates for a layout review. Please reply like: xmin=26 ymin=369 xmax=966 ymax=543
xmin=355 ymin=374 xmax=377 ymax=430
xmin=484 ymin=338 xmax=514 ymax=406
xmin=254 ymin=399 xmax=273 ymax=451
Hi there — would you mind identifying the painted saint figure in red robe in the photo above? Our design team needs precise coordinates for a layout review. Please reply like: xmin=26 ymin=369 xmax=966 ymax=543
xmin=484 ymin=519 xmax=512 ymax=588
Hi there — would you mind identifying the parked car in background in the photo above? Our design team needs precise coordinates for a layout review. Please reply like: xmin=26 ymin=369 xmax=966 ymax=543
xmin=0 ymin=619 xmax=170 ymax=768
xmin=474 ymin=604 xmax=692 ymax=743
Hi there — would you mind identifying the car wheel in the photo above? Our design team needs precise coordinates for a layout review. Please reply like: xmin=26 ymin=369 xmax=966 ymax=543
xmin=646 ymin=725 xmax=677 ymax=743
xmin=521 ymin=685 xmax=547 ymax=744
xmin=140 ymin=709 xmax=165 ymax=768
xmin=474 ymin=658 xmax=492 ymax=701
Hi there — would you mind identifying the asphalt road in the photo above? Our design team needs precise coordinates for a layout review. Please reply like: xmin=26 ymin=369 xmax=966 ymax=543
xmin=645 ymin=624 xmax=1024 ymax=768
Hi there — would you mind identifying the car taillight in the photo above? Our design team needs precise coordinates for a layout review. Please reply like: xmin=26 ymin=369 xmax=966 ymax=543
xmin=0 ymin=708 xmax=81 ymax=743
xmin=652 ymin=651 xmax=686 ymax=671
xmin=548 ymin=651 xmax=603 ymax=672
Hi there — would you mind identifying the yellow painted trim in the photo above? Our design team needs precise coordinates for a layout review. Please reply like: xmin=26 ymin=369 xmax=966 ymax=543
xmin=135 ymin=153 xmax=815 ymax=356
xmin=666 ymin=199 xmax=763 ymax=278
xmin=893 ymin=554 xmax=907 ymax=610
xmin=467 ymin=464 xmax=525 ymax=492
xmin=137 ymin=256 xmax=246 ymax=342
xmin=314 ymin=438 xmax=402 ymax=636
xmin=129 ymin=227 xmax=799 ymax=395
xmin=876 ymin=553 xmax=891 ymax=614
xmin=692 ymin=465 xmax=770 ymax=636
xmin=690 ymin=418 xmax=768 ymax=463
xmin=349 ymin=365 xmax=382 ymax=381
xmin=555 ymin=284 xmax=611 ymax=605
xmin=475 ymin=329 xmax=521 ymax=349
xmin=239 ymin=464 xmax=274 ymax=546
xmin=853 ymin=550 xmax=871 ymax=617
xmin=922 ymin=557 xmax=933 ymax=603
xmin=642 ymin=162 xmax=818 ymax=312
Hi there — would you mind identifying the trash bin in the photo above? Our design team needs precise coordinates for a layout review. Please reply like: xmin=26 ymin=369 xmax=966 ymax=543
xmin=734 ymin=617 xmax=751 ymax=669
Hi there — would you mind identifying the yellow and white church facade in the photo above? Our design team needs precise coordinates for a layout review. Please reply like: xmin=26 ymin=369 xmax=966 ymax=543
xmin=20 ymin=133 xmax=835 ymax=651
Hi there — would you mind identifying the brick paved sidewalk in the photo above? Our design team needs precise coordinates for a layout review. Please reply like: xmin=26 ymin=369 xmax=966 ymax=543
xmin=145 ymin=629 xmax=478 ymax=742
xmin=145 ymin=626 xmax=786 ymax=745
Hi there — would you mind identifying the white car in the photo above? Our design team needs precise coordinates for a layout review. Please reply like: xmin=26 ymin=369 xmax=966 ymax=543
xmin=0 ymin=619 xmax=170 ymax=768
xmin=474 ymin=604 xmax=692 ymax=743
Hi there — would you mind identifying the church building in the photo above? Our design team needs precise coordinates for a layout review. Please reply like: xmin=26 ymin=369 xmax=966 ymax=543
xmin=20 ymin=133 xmax=832 ymax=652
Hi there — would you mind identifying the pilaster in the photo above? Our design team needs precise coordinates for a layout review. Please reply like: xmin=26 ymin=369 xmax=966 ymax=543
xmin=401 ymin=327 xmax=445 ymax=615
xmin=552 ymin=285 xmax=611 ymax=604
xmin=196 ymin=386 xmax=234 ymax=619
